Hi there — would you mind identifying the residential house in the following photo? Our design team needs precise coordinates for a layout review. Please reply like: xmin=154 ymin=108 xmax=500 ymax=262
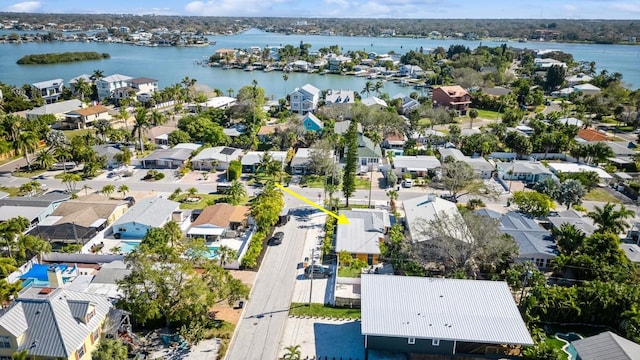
xmin=432 ymin=85 xmax=472 ymax=115
xmin=68 ymin=74 xmax=92 ymax=94
xmin=288 ymin=60 xmax=311 ymax=72
xmin=558 ymin=117 xmax=583 ymax=127
xmin=403 ymin=194 xmax=465 ymax=243
xmin=0 ymin=192 xmax=70 ymax=226
xmin=565 ymin=73 xmax=593 ymax=87
xmin=576 ymin=128 xmax=609 ymax=142
xmin=360 ymin=275 xmax=533 ymax=359
xmin=141 ymin=147 xmax=193 ymax=169
xmin=392 ymin=156 xmax=440 ymax=178
xmin=0 ymin=286 xmax=112 ymax=360
xmin=145 ymin=125 xmax=175 ymax=146
xmin=548 ymin=162 xmax=613 ymax=183
xmin=290 ymin=148 xmax=317 ymax=175
xmin=356 ymin=135 xmax=383 ymax=171
xmin=26 ymin=99 xmax=82 ymax=121
xmin=398 ymin=64 xmax=424 ymax=78
xmin=476 ymin=209 xmax=558 ymax=269
xmin=257 ymin=124 xmax=287 ymax=142
xmin=573 ymin=83 xmax=601 ymax=96
xmin=382 ymin=133 xmax=407 ymax=156
xmin=546 ymin=209 xmax=596 ymax=237
xmin=336 ymin=209 xmax=391 ymax=266
xmin=187 ymin=96 xmax=237 ymax=112
xmin=481 ymin=86 xmax=511 ymax=97
xmin=572 ymin=331 xmax=640 ymax=360
xmin=301 ymin=113 xmax=324 ymax=133
xmin=325 ymin=90 xmax=354 ymax=105
xmin=111 ymin=197 xmax=180 ymax=239
xmin=241 ymin=151 xmax=287 ymax=173
xmin=361 ymin=96 xmax=388 ymax=110
xmin=30 ymin=195 xmax=129 ymax=248
xmin=334 ymin=120 xmax=362 ymax=136
xmin=289 ymin=83 xmax=320 ymax=114
xmin=191 ymin=146 xmax=243 ymax=171
xmin=621 ymin=244 xmax=640 ymax=263
xmin=187 ymin=203 xmax=250 ymax=242
xmin=32 ymin=78 xmax=63 ymax=103
xmin=496 ymin=160 xmax=553 ymax=184
xmin=91 ymin=144 xmax=123 ymax=169
xmin=128 ymin=77 xmax=158 ymax=102
xmin=62 ymin=105 xmax=110 ymax=129
xmin=534 ymin=58 xmax=567 ymax=69
xmin=438 ymin=148 xmax=494 ymax=179
xmin=96 ymin=74 xmax=132 ymax=101
xmin=327 ymin=55 xmax=351 ymax=71
xmin=392 ymin=94 xmax=420 ymax=115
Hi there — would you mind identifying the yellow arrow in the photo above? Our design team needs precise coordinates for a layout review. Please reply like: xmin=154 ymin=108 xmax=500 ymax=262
xmin=274 ymin=183 xmax=349 ymax=225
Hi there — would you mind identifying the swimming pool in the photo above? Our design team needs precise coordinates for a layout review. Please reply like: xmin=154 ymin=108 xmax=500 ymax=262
xmin=119 ymin=241 xmax=141 ymax=254
xmin=207 ymin=246 xmax=220 ymax=259
xmin=556 ymin=332 xmax=583 ymax=360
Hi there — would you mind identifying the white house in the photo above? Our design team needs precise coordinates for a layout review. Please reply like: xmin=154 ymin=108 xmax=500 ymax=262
xmin=392 ymin=156 xmax=441 ymax=177
xmin=289 ymin=83 xmax=320 ymax=114
xmin=63 ymin=105 xmax=111 ymax=129
xmin=324 ymin=90 xmax=354 ymax=105
xmin=32 ymin=78 xmax=64 ymax=103
xmin=403 ymin=194 xmax=467 ymax=243
xmin=191 ymin=146 xmax=243 ymax=171
xmin=187 ymin=96 xmax=237 ymax=112
xmin=361 ymin=96 xmax=388 ymax=109
xmin=128 ymin=77 xmax=159 ymax=102
xmin=96 ymin=74 xmax=132 ymax=101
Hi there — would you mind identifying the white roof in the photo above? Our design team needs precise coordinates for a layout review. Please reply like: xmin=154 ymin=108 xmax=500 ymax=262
xmin=187 ymin=226 xmax=225 ymax=236
xmin=240 ymin=151 xmax=287 ymax=166
xmin=290 ymin=148 xmax=312 ymax=167
xmin=200 ymin=96 xmax=236 ymax=108
xmin=361 ymin=96 xmax=388 ymax=107
xmin=393 ymin=156 xmax=441 ymax=171
xmin=100 ymin=74 xmax=132 ymax=83
xmin=173 ymin=143 xmax=202 ymax=151
xmin=111 ymin=196 xmax=179 ymax=228
xmin=27 ymin=99 xmax=82 ymax=116
xmin=574 ymin=83 xmax=601 ymax=91
xmin=548 ymin=162 xmax=612 ymax=179
xmin=559 ymin=117 xmax=583 ymax=127
xmin=361 ymin=275 xmax=534 ymax=345
xmin=192 ymin=146 xmax=242 ymax=162
xmin=32 ymin=78 xmax=63 ymax=89
xmin=336 ymin=218 xmax=381 ymax=255
xmin=403 ymin=194 xmax=466 ymax=242
xmin=298 ymin=83 xmax=320 ymax=96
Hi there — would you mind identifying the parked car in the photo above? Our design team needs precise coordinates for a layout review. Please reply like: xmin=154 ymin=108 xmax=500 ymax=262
xmin=439 ymin=194 xmax=458 ymax=203
xmin=270 ymin=231 xmax=284 ymax=245
xmin=402 ymin=179 xmax=413 ymax=188
xmin=304 ymin=264 xmax=332 ymax=278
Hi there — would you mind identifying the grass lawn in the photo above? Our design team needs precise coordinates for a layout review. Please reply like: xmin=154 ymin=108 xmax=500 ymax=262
xmin=417 ymin=118 xmax=432 ymax=127
xmin=176 ymin=194 xmax=225 ymax=209
xmin=300 ymin=175 xmax=371 ymax=189
xmin=337 ymin=266 xmax=361 ymax=278
xmin=544 ymin=336 xmax=569 ymax=360
xmin=0 ymin=186 xmax=20 ymax=197
xmin=583 ymin=188 xmax=621 ymax=203
xmin=12 ymin=168 xmax=46 ymax=178
xmin=250 ymin=173 xmax=291 ymax=186
xmin=203 ymin=320 xmax=235 ymax=360
xmin=63 ymin=128 xmax=94 ymax=139
xmin=472 ymin=109 xmax=502 ymax=119
xmin=289 ymin=303 xmax=361 ymax=319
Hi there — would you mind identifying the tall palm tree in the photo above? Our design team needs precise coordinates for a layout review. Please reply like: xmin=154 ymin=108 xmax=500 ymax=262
xmin=468 ymin=109 xmax=479 ymax=129
xmin=61 ymin=173 xmax=81 ymax=193
xmin=225 ymin=180 xmax=247 ymax=205
xmin=15 ymin=130 xmax=38 ymax=171
xmin=101 ymin=184 xmax=116 ymax=199
xmin=216 ymin=245 xmax=237 ymax=268
xmin=34 ymin=150 xmax=55 ymax=170
xmin=131 ymin=107 xmax=151 ymax=151
xmin=117 ymin=185 xmax=129 ymax=199
xmin=227 ymin=88 xmax=234 ymax=97
xmin=91 ymin=69 xmax=104 ymax=80
xmin=149 ymin=109 xmax=167 ymax=126
xmin=386 ymin=189 xmax=399 ymax=212
xmin=115 ymin=107 xmax=130 ymax=131
xmin=163 ymin=220 xmax=183 ymax=248
xmin=361 ymin=81 xmax=373 ymax=98
xmin=282 ymin=74 xmax=289 ymax=94
xmin=587 ymin=203 xmax=635 ymax=235
xmin=551 ymin=223 xmax=586 ymax=255
xmin=374 ymin=80 xmax=384 ymax=95
xmin=15 ymin=234 xmax=51 ymax=263
xmin=74 ymin=77 xmax=92 ymax=101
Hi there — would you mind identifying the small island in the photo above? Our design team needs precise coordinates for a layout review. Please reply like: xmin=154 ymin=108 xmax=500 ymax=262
xmin=17 ymin=51 xmax=110 ymax=64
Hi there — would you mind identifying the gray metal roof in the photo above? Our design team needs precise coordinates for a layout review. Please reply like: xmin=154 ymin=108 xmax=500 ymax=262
xmin=111 ymin=196 xmax=179 ymax=228
xmin=26 ymin=99 xmax=82 ymax=116
xmin=572 ymin=331 xmax=640 ymax=360
xmin=621 ymin=244 xmax=640 ymax=263
xmin=403 ymin=195 xmax=464 ymax=242
xmin=290 ymin=148 xmax=311 ymax=167
xmin=192 ymin=146 xmax=242 ymax=162
xmin=334 ymin=120 xmax=362 ymax=135
xmin=336 ymin=218 xmax=382 ymax=255
xmin=0 ymin=205 xmax=48 ymax=222
xmin=341 ymin=209 xmax=389 ymax=232
xmin=0 ymin=302 xmax=28 ymax=336
xmin=357 ymin=135 xmax=382 ymax=158
xmin=3 ymin=287 xmax=112 ymax=358
xmin=143 ymin=148 xmax=193 ymax=162
xmin=240 ymin=151 xmax=288 ymax=166
xmin=438 ymin=148 xmax=466 ymax=162
xmin=547 ymin=209 xmax=596 ymax=236
xmin=360 ymin=275 xmax=533 ymax=345
xmin=393 ymin=156 xmax=441 ymax=171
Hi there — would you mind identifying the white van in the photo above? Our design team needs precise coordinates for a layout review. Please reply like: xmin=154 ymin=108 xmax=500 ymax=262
xmin=402 ymin=179 xmax=413 ymax=188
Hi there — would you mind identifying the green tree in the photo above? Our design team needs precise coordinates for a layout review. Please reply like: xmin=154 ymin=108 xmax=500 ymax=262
xmin=0 ymin=216 xmax=30 ymax=259
xmin=114 ymin=146 xmax=133 ymax=167
xmin=361 ymin=81 xmax=373 ymax=98
xmin=61 ymin=173 xmax=81 ymax=192
xmin=587 ymin=203 xmax=635 ymax=235
xmin=439 ymin=160 xmax=486 ymax=200
xmin=73 ymin=77 xmax=92 ymax=102
xmin=504 ymin=131 xmax=532 ymax=158
xmin=545 ymin=64 xmax=566 ymax=92
xmin=15 ymin=234 xmax=51 ymax=263
xmin=216 ymin=245 xmax=238 ymax=267
xmin=468 ymin=109 xmax=478 ymax=129
xmin=551 ymin=223 xmax=586 ymax=255
xmin=15 ymin=130 xmax=38 ymax=171
xmin=225 ymin=180 xmax=247 ymax=205
xmin=0 ymin=258 xmax=18 ymax=278
xmin=342 ymin=119 xmax=358 ymax=207
xmin=101 ymin=184 xmax=116 ymax=199
xmin=557 ymin=179 xmax=586 ymax=209
xmin=251 ymin=183 xmax=285 ymax=230
xmin=0 ymin=279 xmax=22 ymax=307
xmin=132 ymin=107 xmax=151 ymax=151
xmin=282 ymin=345 xmax=302 ymax=360
xmin=163 ymin=220 xmax=183 ymax=249
xmin=92 ymin=338 xmax=128 ymax=360
xmin=227 ymin=160 xmax=242 ymax=181
xmin=511 ymin=191 xmax=553 ymax=217
xmin=10 ymin=350 xmax=29 ymax=360
xmin=117 ymin=185 xmax=129 ymax=199
xmin=533 ymin=178 xmax=559 ymax=199
xmin=34 ymin=149 xmax=55 ymax=170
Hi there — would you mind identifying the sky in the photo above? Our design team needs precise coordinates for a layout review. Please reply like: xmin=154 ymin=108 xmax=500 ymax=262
xmin=1 ymin=0 xmax=640 ymax=19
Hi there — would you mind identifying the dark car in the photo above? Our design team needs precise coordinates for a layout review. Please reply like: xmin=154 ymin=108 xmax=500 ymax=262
xmin=304 ymin=264 xmax=332 ymax=278
xmin=270 ymin=231 xmax=284 ymax=245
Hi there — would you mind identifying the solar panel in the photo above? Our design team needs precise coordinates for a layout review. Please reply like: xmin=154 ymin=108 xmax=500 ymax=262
xmin=220 ymin=147 xmax=236 ymax=155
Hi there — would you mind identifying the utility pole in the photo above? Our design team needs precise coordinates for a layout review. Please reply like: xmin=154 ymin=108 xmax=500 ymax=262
xmin=309 ymin=247 xmax=315 ymax=307
xmin=368 ymin=166 xmax=373 ymax=208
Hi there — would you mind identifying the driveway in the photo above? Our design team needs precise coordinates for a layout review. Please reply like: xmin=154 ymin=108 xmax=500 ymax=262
xmin=225 ymin=208 xmax=325 ymax=360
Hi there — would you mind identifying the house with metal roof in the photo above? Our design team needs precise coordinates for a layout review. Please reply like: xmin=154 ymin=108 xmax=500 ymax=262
xmin=291 ymin=148 xmax=336 ymax=175
xmin=26 ymin=99 xmax=82 ymax=120
xmin=392 ymin=155 xmax=441 ymax=178
xmin=95 ymin=73 xmax=132 ymax=101
xmin=144 ymin=125 xmax=175 ymax=146
xmin=496 ymin=160 xmax=553 ymax=184
xmin=476 ymin=209 xmax=558 ymax=269
xmin=91 ymin=144 xmax=124 ymax=169
xmin=191 ymin=146 xmax=243 ymax=171
xmin=0 ymin=192 xmax=70 ymax=225
xmin=360 ymin=275 xmax=533 ymax=359
xmin=325 ymin=90 xmax=355 ymax=105
xmin=301 ymin=113 xmax=324 ymax=133
xmin=572 ymin=331 xmax=640 ymax=360
xmin=32 ymin=78 xmax=63 ymax=103
xmin=290 ymin=83 xmax=320 ymax=114
xmin=546 ymin=209 xmax=596 ymax=236
xmin=110 ymin=197 xmax=180 ymax=239
xmin=356 ymin=134 xmax=383 ymax=172
xmin=361 ymin=96 xmax=388 ymax=109
xmin=438 ymin=148 xmax=494 ymax=179
xmin=141 ymin=147 xmax=193 ymax=169
xmin=403 ymin=194 xmax=466 ymax=243
xmin=240 ymin=151 xmax=287 ymax=173
xmin=336 ymin=209 xmax=391 ymax=266
xmin=334 ymin=120 xmax=362 ymax=135
xmin=0 ymin=286 xmax=112 ymax=360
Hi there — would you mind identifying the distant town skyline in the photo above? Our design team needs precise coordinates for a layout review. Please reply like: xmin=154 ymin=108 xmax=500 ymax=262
xmin=2 ymin=0 xmax=640 ymax=19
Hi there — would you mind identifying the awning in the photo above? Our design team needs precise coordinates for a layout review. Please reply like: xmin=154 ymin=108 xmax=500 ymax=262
xmin=187 ymin=227 xmax=225 ymax=236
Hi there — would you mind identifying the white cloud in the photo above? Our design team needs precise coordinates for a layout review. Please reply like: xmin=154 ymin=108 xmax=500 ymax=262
xmin=184 ymin=0 xmax=287 ymax=16
xmin=5 ymin=1 xmax=41 ymax=12
xmin=563 ymin=4 xmax=578 ymax=11
xmin=610 ymin=2 xmax=640 ymax=13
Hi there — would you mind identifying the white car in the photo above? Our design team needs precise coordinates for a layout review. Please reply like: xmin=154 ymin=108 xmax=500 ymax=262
xmin=402 ymin=179 xmax=413 ymax=188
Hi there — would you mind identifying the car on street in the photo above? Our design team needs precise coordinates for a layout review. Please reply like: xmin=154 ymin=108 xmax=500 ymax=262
xmin=304 ymin=264 xmax=332 ymax=278
xmin=269 ymin=231 xmax=284 ymax=245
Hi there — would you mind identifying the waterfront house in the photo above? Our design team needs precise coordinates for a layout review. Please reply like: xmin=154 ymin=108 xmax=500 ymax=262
xmin=324 ymin=90 xmax=354 ymax=105
xmin=26 ymin=99 xmax=82 ymax=121
xmin=361 ymin=96 xmax=388 ymax=110
xmin=565 ymin=73 xmax=593 ymax=87
xmin=187 ymin=96 xmax=237 ymax=112
xmin=0 ymin=287 xmax=112 ymax=360
xmin=111 ymin=197 xmax=180 ymax=239
xmin=62 ymin=105 xmax=110 ymax=129
xmin=432 ymin=85 xmax=472 ymax=115
xmin=360 ymin=275 xmax=533 ymax=359
xmin=289 ymin=83 xmax=320 ymax=114
xmin=32 ymin=78 xmax=63 ymax=103
xmin=96 ymin=74 xmax=132 ymax=101
xmin=496 ymin=160 xmax=553 ymax=184
xmin=398 ymin=64 xmax=424 ymax=78
xmin=392 ymin=94 xmax=420 ymax=115
xmin=476 ymin=209 xmax=558 ymax=269
xmin=534 ymin=58 xmax=567 ymax=69
xmin=257 ymin=124 xmax=287 ymax=142
xmin=191 ymin=146 xmax=243 ymax=171
xmin=392 ymin=156 xmax=441 ymax=178
xmin=141 ymin=148 xmax=193 ymax=169
xmin=128 ymin=77 xmax=158 ymax=102
xmin=302 ymin=113 xmax=324 ymax=133
xmin=573 ymin=83 xmax=601 ymax=95
xmin=327 ymin=55 xmax=351 ymax=71
xmin=241 ymin=151 xmax=287 ymax=173
xmin=68 ymin=74 xmax=93 ymax=94
xmin=187 ymin=203 xmax=250 ymax=241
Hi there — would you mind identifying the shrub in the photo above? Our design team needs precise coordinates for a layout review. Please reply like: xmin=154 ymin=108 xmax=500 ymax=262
xmin=466 ymin=198 xmax=485 ymax=210
xmin=241 ymin=231 xmax=266 ymax=269
xmin=227 ymin=160 xmax=242 ymax=181
xmin=155 ymin=172 xmax=165 ymax=180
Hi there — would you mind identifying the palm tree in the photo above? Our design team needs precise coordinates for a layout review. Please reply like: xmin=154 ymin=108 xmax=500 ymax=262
xmin=19 ymin=180 xmax=41 ymax=197
xmin=187 ymin=187 xmax=198 ymax=196
xmin=74 ymin=77 xmax=92 ymax=101
xmin=587 ymin=203 xmax=635 ymax=235
xmin=82 ymin=184 xmax=92 ymax=196
xmin=374 ymin=80 xmax=384 ymax=95
xmin=94 ymin=119 xmax=111 ymax=139
xmin=551 ymin=223 xmax=586 ymax=255
xmin=468 ymin=109 xmax=479 ymax=129
xmin=52 ymin=145 xmax=72 ymax=173
xmin=15 ymin=234 xmax=51 ymax=263
xmin=225 ymin=180 xmax=247 ymax=205
xmin=282 ymin=345 xmax=301 ymax=360
xmin=34 ymin=149 xmax=55 ymax=170
xmin=61 ymin=173 xmax=81 ymax=193
xmin=163 ymin=220 xmax=183 ymax=248
xmin=0 ymin=258 xmax=17 ymax=278
xmin=110 ymin=246 xmax=122 ymax=255
xmin=131 ymin=107 xmax=151 ymax=151
xmin=101 ymin=185 xmax=116 ymax=199
xmin=386 ymin=189 xmax=399 ymax=212
xmin=117 ymin=185 xmax=129 ymax=199
xmin=216 ymin=245 xmax=237 ymax=267
xmin=115 ymin=107 xmax=130 ymax=131
xmin=282 ymin=74 xmax=289 ymax=94
xmin=361 ymin=81 xmax=373 ymax=98
xmin=149 ymin=109 xmax=167 ymax=126
xmin=114 ymin=147 xmax=133 ymax=167
xmin=0 ymin=216 xmax=30 ymax=259
xmin=227 ymin=88 xmax=234 ymax=97
xmin=0 ymin=279 xmax=21 ymax=308
xmin=91 ymin=69 xmax=104 ymax=80
xmin=15 ymin=130 xmax=38 ymax=171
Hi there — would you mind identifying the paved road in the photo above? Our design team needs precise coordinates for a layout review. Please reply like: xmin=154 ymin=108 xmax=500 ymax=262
xmin=225 ymin=207 xmax=324 ymax=360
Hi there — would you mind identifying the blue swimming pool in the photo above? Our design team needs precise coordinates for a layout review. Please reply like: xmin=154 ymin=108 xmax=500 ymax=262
xmin=119 ymin=241 xmax=141 ymax=253
xmin=207 ymin=246 xmax=220 ymax=259
xmin=556 ymin=332 xmax=583 ymax=360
